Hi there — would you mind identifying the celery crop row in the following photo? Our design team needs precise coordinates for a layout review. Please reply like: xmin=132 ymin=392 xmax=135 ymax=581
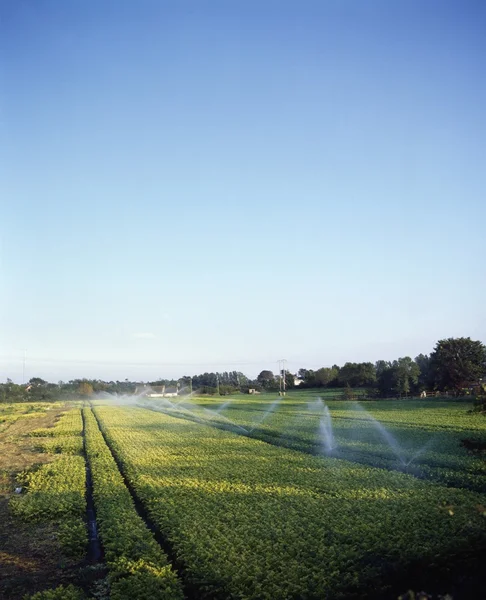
xmin=83 ymin=408 xmax=183 ymax=600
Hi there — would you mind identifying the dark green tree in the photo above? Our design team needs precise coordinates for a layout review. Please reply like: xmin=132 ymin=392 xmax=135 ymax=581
xmin=414 ymin=353 xmax=433 ymax=390
xmin=314 ymin=367 xmax=339 ymax=387
xmin=297 ymin=369 xmax=316 ymax=387
xmin=28 ymin=377 xmax=48 ymax=387
xmin=430 ymin=337 xmax=486 ymax=394
xmin=375 ymin=360 xmax=392 ymax=377
xmin=341 ymin=383 xmax=355 ymax=400
xmin=257 ymin=370 xmax=275 ymax=389
xmin=376 ymin=363 xmax=397 ymax=397
xmin=394 ymin=357 xmax=420 ymax=396
xmin=375 ymin=358 xmax=420 ymax=397
xmin=78 ymin=381 xmax=93 ymax=396
xmin=337 ymin=362 xmax=376 ymax=387
xmin=284 ymin=371 xmax=295 ymax=390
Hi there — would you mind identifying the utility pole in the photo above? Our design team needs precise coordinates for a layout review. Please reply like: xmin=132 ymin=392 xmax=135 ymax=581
xmin=216 ymin=374 xmax=220 ymax=396
xmin=277 ymin=359 xmax=287 ymax=396
xmin=282 ymin=358 xmax=287 ymax=396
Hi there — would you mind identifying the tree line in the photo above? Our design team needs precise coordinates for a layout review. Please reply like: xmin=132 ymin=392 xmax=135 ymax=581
xmin=1 ymin=337 xmax=484 ymax=403
xmin=289 ymin=337 xmax=485 ymax=397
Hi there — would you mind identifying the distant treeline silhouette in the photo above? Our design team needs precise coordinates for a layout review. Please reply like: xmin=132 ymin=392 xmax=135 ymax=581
xmin=1 ymin=337 xmax=484 ymax=402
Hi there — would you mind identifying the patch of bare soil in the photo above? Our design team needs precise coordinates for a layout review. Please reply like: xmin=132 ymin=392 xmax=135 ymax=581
xmin=0 ymin=407 xmax=83 ymax=599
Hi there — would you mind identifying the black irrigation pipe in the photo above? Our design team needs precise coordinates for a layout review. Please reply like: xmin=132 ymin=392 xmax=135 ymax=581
xmin=81 ymin=407 xmax=103 ymax=564
xmin=88 ymin=405 xmax=199 ymax=600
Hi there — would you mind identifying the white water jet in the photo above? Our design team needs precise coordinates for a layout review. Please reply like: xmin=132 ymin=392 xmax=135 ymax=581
xmin=96 ymin=391 xmax=148 ymax=405
xmin=353 ymin=402 xmax=407 ymax=465
xmin=140 ymin=396 xmax=201 ymax=422
xmin=404 ymin=435 xmax=437 ymax=466
xmin=201 ymin=406 xmax=249 ymax=434
xmin=214 ymin=400 xmax=232 ymax=415
xmin=319 ymin=404 xmax=336 ymax=453
xmin=248 ymin=397 xmax=282 ymax=432
xmin=306 ymin=397 xmax=337 ymax=454
xmin=138 ymin=395 xmax=248 ymax=434
xmin=307 ymin=397 xmax=324 ymax=413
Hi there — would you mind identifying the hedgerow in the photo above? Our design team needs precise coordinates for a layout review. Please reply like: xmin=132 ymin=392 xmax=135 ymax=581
xmin=83 ymin=408 xmax=183 ymax=600
xmin=94 ymin=405 xmax=486 ymax=600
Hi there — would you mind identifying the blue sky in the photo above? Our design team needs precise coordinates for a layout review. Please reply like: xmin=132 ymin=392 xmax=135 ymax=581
xmin=1 ymin=0 xmax=485 ymax=382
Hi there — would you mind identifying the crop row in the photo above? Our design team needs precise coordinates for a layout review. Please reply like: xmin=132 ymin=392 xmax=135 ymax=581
xmin=26 ymin=584 xmax=86 ymax=600
xmin=30 ymin=407 xmax=84 ymax=437
xmin=10 ymin=408 xmax=87 ymax=558
xmin=94 ymin=405 xmax=486 ymax=600
xmin=83 ymin=407 xmax=183 ymax=600
xmin=30 ymin=409 xmax=85 ymax=455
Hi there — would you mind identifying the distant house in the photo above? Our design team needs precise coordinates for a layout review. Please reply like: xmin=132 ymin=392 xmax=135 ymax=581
xmin=293 ymin=377 xmax=304 ymax=387
xmin=160 ymin=386 xmax=178 ymax=398
xmin=135 ymin=384 xmax=179 ymax=398
xmin=147 ymin=385 xmax=166 ymax=398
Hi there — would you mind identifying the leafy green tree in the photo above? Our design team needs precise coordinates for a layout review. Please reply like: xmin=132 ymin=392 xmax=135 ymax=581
xmin=376 ymin=363 xmax=397 ymax=397
xmin=297 ymin=369 xmax=316 ymax=387
xmin=78 ymin=381 xmax=93 ymax=396
xmin=375 ymin=360 xmax=391 ymax=377
xmin=430 ymin=337 xmax=486 ymax=394
xmin=375 ymin=358 xmax=419 ymax=397
xmin=330 ymin=365 xmax=340 ymax=386
xmin=284 ymin=371 xmax=295 ymax=390
xmin=414 ymin=354 xmax=432 ymax=390
xmin=257 ymin=370 xmax=275 ymax=389
xmin=235 ymin=372 xmax=249 ymax=388
xmin=337 ymin=362 xmax=376 ymax=387
xmin=28 ymin=377 xmax=48 ymax=386
xmin=0 ymin=379 xmax=27 ymax=402
xmin=341 ymin=383 xmax=355 ymax=400
xmin=28 ymin=377 xmax=57 ymax=401
xmin=394 ymin=357 xmax=420 ymax=396
xmin=179 ymin=376 xmax=192 ymax=392
xmin=314 ymin=367 xmax=339 ymax=387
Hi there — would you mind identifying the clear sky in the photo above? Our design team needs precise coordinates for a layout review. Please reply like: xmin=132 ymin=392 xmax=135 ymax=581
xmin=1 ymin=0 xmax=485 ymax=382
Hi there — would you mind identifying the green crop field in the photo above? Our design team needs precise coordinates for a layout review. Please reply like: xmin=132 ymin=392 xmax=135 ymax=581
xmin=92 ymin=394 xmax=486 ymax=599
xmin=2 ymin=395 xmax=486 ymax=599
xmin=179 ymin=392 xmax=486 ymax=492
